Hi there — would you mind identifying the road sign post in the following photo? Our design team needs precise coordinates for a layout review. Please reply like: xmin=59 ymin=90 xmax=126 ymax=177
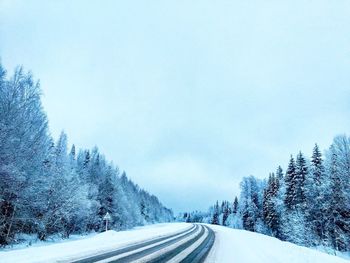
xmin=103 ymin=212 xmax=112 ymax=232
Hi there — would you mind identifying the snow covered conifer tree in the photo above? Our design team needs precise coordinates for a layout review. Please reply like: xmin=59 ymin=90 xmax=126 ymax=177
xmin=282 ymin=154 xmax=308 ymax=245
xmin=276 ymin=166 xmax=283 ymax=181
xmin=232 ymin=196 xmax=238 ymax=214
xmin=311 ymin=144 xmax=324 ymax=185
xmin=69 ymin=144 xmax=76 ymax=165
xmin=307 ymin=144 xmax=326 ymax=245
xmin=284 ymin=156 xmax=296 ymax=210
xmin=211 ymin=201 xmax=220 ymax=225
xmin=263 ymin=173 xmax=281 ymax=237
xmin=222 ymin=201 xmax=230 ymax=226
xmin=294 ymin=152 xmax=308 ymax=210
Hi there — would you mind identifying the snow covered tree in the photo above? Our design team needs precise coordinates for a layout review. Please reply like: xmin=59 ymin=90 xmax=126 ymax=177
xmin=324 ymin=138 xmax=350 ymax=251
xmin=233 ymin=196 xmax=239 ymax=214
xmin=294 ymin=152 xmax=308 ymax=210
xmin=222 ymin=201 xmax=230 ymax=226
xmin=211 ymin=201 xmax=220 ymax=225
xmin=97 ymin=165 xmax=118 ymax=229
xmin=240 ymin=176 xmax=264 ymax=232
xmin=69 ymin=144 xmax=76 ymax=167
xmin=0 ymin=66 xmax=50 ymax=244
xmin=284 ymin=155 xmax=296 ymax=210
xmin=263 ymin=173 xmax=281 ymax=237
xmin=311 ymin=144 xmax=324 ymax=185
xmin=283 ymin=152 xmax=309 ymax=245
xmin=276 ymin=166 xmax=283 ymax=181
xmin=306 ymin=144 xmax=326 ymax=245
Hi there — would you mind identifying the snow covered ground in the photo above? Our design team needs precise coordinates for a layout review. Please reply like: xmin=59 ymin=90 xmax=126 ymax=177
xmin=1 ymin=223 xmax=349 ymax=263
xmin=206 ymin=224 xmax=349 ymax=263
xmin=0 ymin=223 xmax=189 ymax=263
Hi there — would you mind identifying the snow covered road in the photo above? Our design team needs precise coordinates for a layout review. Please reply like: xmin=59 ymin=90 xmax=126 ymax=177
xmin=72 ymin=224 xmax=214 ymax=263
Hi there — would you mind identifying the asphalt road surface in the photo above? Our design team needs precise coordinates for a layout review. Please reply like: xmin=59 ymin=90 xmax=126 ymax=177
xmin=72 ymin=224 xmax=215 ymax=263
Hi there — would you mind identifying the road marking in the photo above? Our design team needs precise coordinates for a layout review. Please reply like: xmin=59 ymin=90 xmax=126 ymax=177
xmin=95 ymin=225 xmax=199 ymax=263
xmin=133 ymin=225 xmax=204 ymax=263
xmin=167 ymin=226 xmax=209 ymax=263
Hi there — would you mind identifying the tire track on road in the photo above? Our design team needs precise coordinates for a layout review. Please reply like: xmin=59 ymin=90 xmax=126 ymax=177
xmin=72 ymin=224 xmax=215 ymax=263
xmin=179 ymin=225 xmax=215 ymax=263
xmin=72 ymin=224 xmax=196 ymax=263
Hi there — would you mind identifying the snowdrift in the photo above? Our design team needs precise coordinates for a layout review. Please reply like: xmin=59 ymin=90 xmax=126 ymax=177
xmin=206 ymin=224 xmax=349 ymax=263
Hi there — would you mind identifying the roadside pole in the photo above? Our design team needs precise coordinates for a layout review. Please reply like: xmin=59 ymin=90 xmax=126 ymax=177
xmin=103 ymin=212 xmax=112 ymax=232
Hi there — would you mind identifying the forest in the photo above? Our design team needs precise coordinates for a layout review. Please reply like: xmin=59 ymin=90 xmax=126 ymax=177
xmin=182 ymin=140 xmax=350 ymax=252
xmin=0 ymin=63 xmax=173 ymax=246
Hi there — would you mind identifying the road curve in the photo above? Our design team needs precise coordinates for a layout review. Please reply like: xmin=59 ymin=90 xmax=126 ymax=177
xmin=72 ymin=224 xmax=215 ymax=263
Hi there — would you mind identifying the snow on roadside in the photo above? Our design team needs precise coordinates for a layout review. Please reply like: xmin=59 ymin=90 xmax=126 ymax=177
xmin=0 ymin=223 xmax=190 ymax=263
xmin=205 ymin=224 xmax=349 ymax=263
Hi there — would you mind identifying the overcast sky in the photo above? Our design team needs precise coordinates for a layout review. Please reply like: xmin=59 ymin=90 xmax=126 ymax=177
xmin=1 ymin=0 xmax=350 ymax=213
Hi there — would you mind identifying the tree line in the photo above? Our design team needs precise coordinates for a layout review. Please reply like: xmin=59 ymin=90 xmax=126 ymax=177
xmin=181 ymin=140 xmax=350 ymax=252
xmin=0 ymin=63 xmax=173 ymax=246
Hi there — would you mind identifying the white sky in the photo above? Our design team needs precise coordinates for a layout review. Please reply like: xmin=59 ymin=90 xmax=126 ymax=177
xmin=1 ymin=0 xmax=350 ymax=213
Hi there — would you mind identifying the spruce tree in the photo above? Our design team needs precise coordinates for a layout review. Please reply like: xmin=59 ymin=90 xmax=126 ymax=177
xmin=311 ymin=144 xmax=324 ymax=185
xmin=284 ymin=155 xmax=296 ymax=210
xmin=295 ymin=152 xmax=308 ymax=209
xmin=308 ymin=144 xmax=326 ymax=244
xmin=70 ymin=144 xmax=76 ymax=161
xmin=263 ymin=173 xmax=281 ymax=237
xmin=233 ymin=196 xmax=238 ymax=214
xmin=276 ymin=166 xmax=283 ymax=181
xmin=222 ymin=201 xmax=230 ymax=226
xmin=211 ymin=201 xmax=220 ymax=225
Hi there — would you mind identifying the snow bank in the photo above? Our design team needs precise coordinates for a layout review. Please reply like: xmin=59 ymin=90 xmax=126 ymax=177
xmin=206 ymin=224 xmax=349 ymax=263
xmin=0 ymin=223 xmax=190 ymax=263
